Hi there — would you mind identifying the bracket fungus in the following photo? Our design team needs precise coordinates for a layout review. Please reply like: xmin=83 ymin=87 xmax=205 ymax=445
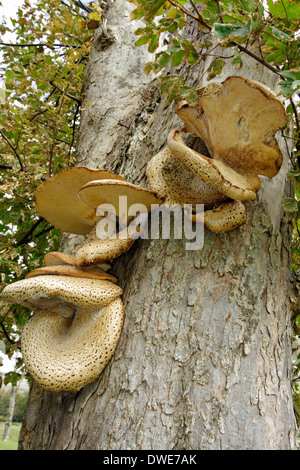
xmin=146 ymin=76 xmax=287 ymax=234
xmin=35 ymin=166 xmax=126 ymax=235
xmin=21 ymin=297 xmax=125 ymax=393
xmin=25 ymin=263 xmax=118 ymax=283
xmin=75 ymin=178 xmax=162 ymax=266
xmin=167 ymin=129 xmax=261 ymax=202
xmin=146 ymin=147 xmax=227 ymax=209
xmin=36 ymin=169 xmax=162 ymax=267
xmin=1 ymin=271 xmax=124 ymax=392
xmin=176 ymin=76 xmax=287 ymax=177
xmin=0 ymin=168 xmax=163 ymax=391
xmin=0 ymin=76 xmax=288 ymax=391
xmin=188 ymin=200 xmax=246 ymax=233
xmin=78 ymin=178 xmax=162 ymax=225
xmin=44 ymin=250 xmax=111 ymax=272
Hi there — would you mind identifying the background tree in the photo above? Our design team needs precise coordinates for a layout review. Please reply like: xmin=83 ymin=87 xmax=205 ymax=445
xmin=0 ymin=0 xmax=100 ymax=386
xmin=0 ymin=0 xmax=299 ymax=449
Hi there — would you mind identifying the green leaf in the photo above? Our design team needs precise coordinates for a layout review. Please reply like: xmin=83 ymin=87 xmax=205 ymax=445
xmin=279 ymin=70 xmax=300 ymax=98
xmin=232 ymin=50 xmax=243 ymax=71
xmin=271 ymin=27 xmax=292 ymax=42
xmin=171 ymin=50 xmax=186 ymax=67
xmin=135 ymin=35 xmax=150 ymax=46
xmin=283 ymin=197 xmax=298 ymax=212
xmin=5 ymin=70 xmax=15 ymax=80
xmin=207 ymin=57 xmax=226 ymax=80
xmin=267 ymin=0 xmax=300 ymax=20
xmin=213 ymin=22 xmax=250 ymax=40
xmin=159 ymin=51 xmax=171 ymax=67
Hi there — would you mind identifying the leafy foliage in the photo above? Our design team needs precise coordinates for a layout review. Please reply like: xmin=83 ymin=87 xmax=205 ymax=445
xmin=0 ymin=0 xmax=100 ymax=386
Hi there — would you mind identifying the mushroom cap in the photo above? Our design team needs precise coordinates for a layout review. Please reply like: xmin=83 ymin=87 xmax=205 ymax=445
xmin=25 ymin=264 xmax=118 ymax=283
xmin=1 ymin=276 xmax=122 ymax=313
xmin=176 ymin=76 xmax=287 ymax=177
xmin=44 ymin=251 xmax=111 ymax=272
xmin=75 ymin=226 xmax=139 ymax=267
xmin=44 ymin=251 xmax=77 ymax=266
xmin=146 ymin=147 xmax=227 ymax=209
xmin=21 ymin=297 xmax=125 ymax=392
xmin=189 ymin=200 xmax=246 ymax=233
xmin=167 ymin=129 xmax=261 ymax=201
xmin=35 ymin=167 xmax=126 ymax=235
xmin=78 ymin=179 xmax=162 ymax=225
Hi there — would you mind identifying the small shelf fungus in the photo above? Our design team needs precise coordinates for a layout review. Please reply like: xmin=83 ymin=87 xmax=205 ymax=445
xmin=1 ymin=269 xmax=124 ymax=392
xmin=35 ymin=168 xmax=162 ymax=267
xmin=147 ymin=76 xmax=287 ymax=234
xmin=77 ymin=178 xmax=162 ymax=266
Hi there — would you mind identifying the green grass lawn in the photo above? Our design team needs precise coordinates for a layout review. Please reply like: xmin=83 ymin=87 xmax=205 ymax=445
xmin=0 ymin=422 xmax=22 ymax=450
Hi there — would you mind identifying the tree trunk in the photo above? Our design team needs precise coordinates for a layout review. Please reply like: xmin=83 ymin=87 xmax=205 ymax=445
xmin=18 ymin=0 xmax=298 ymax=450
xmin=2 ymin=383 xmax=17 ymax=442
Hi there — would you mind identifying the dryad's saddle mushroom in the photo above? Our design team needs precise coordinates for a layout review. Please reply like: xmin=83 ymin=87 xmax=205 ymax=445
xmin=147 ymin=76 xmax=287 ymax=233
xmin=1 ymin=268 xmax=124 ymax=392
xmin=35 ymin=167 xmax=162 ymax=266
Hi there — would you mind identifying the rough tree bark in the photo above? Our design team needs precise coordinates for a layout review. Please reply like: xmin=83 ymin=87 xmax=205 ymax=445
xmin=18 ymin=0 xmax=298 ymax=450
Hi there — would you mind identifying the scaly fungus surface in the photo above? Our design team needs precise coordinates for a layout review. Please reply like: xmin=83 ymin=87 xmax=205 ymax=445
xmin=25 ymin=264 xmax=118 ymax=283
xmin=147 ymin=76 xmax=287 ymax=233
xmin=1 ymin=273 xmax=124 ymax=392
xmin=20 ymin=297 xmax=125 ymax=393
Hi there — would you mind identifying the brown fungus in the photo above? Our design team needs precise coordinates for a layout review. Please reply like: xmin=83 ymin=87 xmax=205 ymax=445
xmin=1 ymin=276 xmax=122 ymax=313
xmin=44 ymin=251 xmax=111 ymax=272
xmin=176 ymin=76 xmax=287 ymax=177
xmin=25 ymin=264 xmax=118 ymax=283
xmin=78 ymin=178 xmax=162 ymax=226
xmin=75 ymin=224 xmax=143 ymax=267
xmin=167 ymin=129 xmax=261 ymax=202
xmin=188 ymin=200 xmax=246 ymax=234
xmin=75 ymin=178 xmax=162 ymax=266
xmin=35 ymin=166 xmax=126 ymax=235
xmin=1 ymin=275 xmax=124 ymax=392
xmin=146 ymin=147 xmax=227 ymax=210
xmin=36 ymin=170 xmax=161 ymax=267
xmin=20 ymin=297 xmax=125 ymax=393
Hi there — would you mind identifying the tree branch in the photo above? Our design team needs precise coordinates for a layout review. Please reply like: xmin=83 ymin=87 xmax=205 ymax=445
xmin=15 ymin=217 xmax=44 ymax=247
xmin=0 ymin=307 xmax=16 ymax=346
xmin=0 ymin=164 xmax=13 ymax=170
xmin=169 ymin=0 xmax=211 ymax=30
xmin=0 ymin=129 xmax=24 ymax=171
xmin=68 ymin=101 xmax=81 ymax=159
xmin=49 ymin=80 xmax=82 ymax=104
xmin=229 ymin=42 xmax=283 ymax=77
xmin=0 ymin=42 xmax=80 ymax=49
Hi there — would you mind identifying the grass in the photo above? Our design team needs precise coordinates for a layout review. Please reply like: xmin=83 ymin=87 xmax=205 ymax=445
xmin=0 ymin=422 xmax=22 ymax=450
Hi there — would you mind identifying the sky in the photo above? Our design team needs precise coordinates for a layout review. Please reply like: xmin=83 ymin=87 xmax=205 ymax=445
xmin=0 ymin=0 xmax=23 ymax=30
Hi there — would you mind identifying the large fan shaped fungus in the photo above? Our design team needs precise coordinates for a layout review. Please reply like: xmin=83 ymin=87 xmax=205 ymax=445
xmin=147 ymin=76 xmax=287 ymax=233
xmin=1 ymin=271 xmax=124 ymax=392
